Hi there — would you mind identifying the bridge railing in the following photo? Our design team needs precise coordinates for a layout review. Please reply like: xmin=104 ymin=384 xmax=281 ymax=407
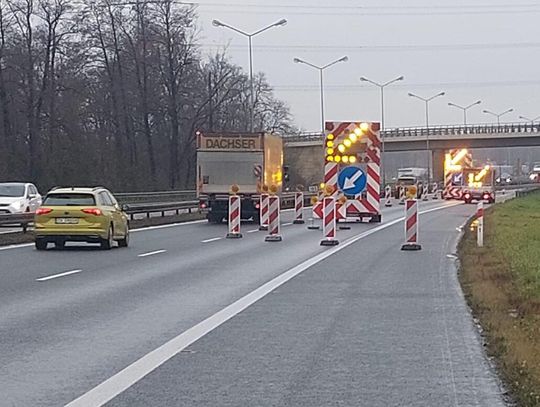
xmin=283 ymin=123 xmax=540 ymax=143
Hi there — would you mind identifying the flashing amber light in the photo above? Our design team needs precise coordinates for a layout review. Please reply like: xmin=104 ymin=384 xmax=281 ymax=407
xmin=349 ymin=155 xmax=357 ymax=163
xmin=344 ymin=139 xmax=352 ymax=148
xmin=337 ymin=144 xmax=346 ymax=153
xmin=327 ymin=148 xmax=334 ymax=155
xmin=360 ymin=122 xmax=370 ymax=131
xmin=320 ymin=182 xmax=326 ymax=190
xmin=326 ymin=155 xmax=334 ymax=162
xmin=354 ymin=127 xmax=363 ymax=136
xmin=326 ymin=141 xmax=334 ymax=148
xmin=334 ymin=155 xmax=342 ymax=162
xmin=349 ymin=133 xmax=358 ymax=143
xmin=327 ymin=133 xmax=335 ymax=140
xmin=342 ymin=156 xmax=349 ymax=163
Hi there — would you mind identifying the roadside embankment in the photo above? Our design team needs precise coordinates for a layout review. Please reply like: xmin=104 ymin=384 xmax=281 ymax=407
xmin=459 ymin=192 xmax=540 ymax=406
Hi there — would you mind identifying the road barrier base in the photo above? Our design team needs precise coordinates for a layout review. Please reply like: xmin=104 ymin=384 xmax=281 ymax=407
xmin=307 ymin=225 xmax=320 ymax=230
xmin=320 ymin=239 xmax=339 ymax=246
xmin=258 ymin=225 xmax=268 ymax=231
xmin=226 ymin=233 xmax=243 ymax=239
xmin=399 ymin=200 xmax=405 ymax=205
xmin=293 ymin=219 xmax=305 ymax=224
xmin=401 ymin=243 xmax=422 ymax=251
xmin=265 ymin=235 xmax=282 ymax=242
xmin=338 ymin=225 xmax=351 ymax=230
xmin=385 ymin=202 xmax=392 ymax=207
xmin=422 ymin=196 xmax=428 ymax=201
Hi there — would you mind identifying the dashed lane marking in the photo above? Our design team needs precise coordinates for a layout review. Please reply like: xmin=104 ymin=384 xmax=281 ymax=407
xmin=36 ymin=269 xmax=82 ymax=282
xmin=201 ymin=237 xmax=222 ymax=243
xmin=138 ymin=250 xmax=167 ymax=258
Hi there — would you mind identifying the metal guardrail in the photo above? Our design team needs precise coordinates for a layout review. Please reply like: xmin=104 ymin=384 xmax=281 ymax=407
xmin=115 ymin=190 xmax=196 ymax=204
xmin=283 ymin=122 xmax=540 ymax=143
xmin=0 ymin=213 xmax=34 ymax=233
xmin=515 ymin=186 xmax=540 ymax=198
xmin=0 ymin=192 xmax=318 ymax=233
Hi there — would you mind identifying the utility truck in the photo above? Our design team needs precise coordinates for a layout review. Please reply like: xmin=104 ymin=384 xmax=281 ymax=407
xmin=196 ymin=132 xmax=283 ymax=223
xmin=462 ymin=165 xmax=495 ymax=204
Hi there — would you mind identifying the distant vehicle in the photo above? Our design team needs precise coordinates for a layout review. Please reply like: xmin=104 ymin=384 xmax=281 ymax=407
xmin=34 ymin=187 xmax=129 ymax=250
xmin=495 ymin=173 xmax=512 ymax=184
xmin=462 ymin=166 xmax=495 ymax=204
xmin=0 ymin=182 xmax=42 ymax=214
xmin=197 ymin=132 xmax=283 ymax=223
xmin=397 ymin=167 xmax=428 ymax=180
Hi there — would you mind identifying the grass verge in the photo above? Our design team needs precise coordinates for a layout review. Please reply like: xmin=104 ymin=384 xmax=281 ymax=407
xmin=458 ymin=192 xmax=540 ymax=406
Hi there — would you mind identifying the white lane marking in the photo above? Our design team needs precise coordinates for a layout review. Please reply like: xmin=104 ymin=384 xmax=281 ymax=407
xmin=247 ymin=229 xmax=259 ymax=234
xmin=65 ymin=201 xmax=461 ymax=407
xmin=0 ymin=242 xmax=34 ymax=251
xmin=201 ymin=237 xmax=222 ymax=243
xmin=131 ymin=220 xmax=206 ymax=233
xmin=0 ymin=207 xmax=317 ymax=252
xmin=138 ymin=250 xmax=167 ymax=258
xmin=36 ymin=269 xmax=82 ymax=282
xmin=282 ymin=222 xmax=293 ymax=226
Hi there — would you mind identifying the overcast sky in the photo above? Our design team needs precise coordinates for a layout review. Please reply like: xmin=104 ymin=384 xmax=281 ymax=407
xmin=194 ymin=1 xmax=540 ymax=133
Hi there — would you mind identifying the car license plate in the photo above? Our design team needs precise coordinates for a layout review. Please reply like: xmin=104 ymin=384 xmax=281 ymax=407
xmin=55 ymin=217 xmax=79 ymax=224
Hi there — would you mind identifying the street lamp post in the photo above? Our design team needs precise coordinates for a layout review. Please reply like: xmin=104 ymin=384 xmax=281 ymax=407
xmin=360 ymin=75 xmax=404 ymax=186
xmin=408 ymin=91 xmax=445 ymax=184
xmin=447 ymin=100 xmax=482 ymax=125
xmin=482 ymin=108 xmax=514 ymax=125
xmin=213 ymin=18 xmax=287 ymax=132
xmin=293 ymin=56 xmax=349 ymax=134
xmin=519 ymin=114 xmax=540 ymax=124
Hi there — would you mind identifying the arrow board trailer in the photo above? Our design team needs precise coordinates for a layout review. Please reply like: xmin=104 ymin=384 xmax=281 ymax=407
xmin=319 ymin=121 xmax=382 ymax=223
xmin=197 ymin=132 xmax=283 ymax=224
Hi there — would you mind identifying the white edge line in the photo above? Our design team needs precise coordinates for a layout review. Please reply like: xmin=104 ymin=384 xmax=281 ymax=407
xmin=138 ymin=250 xmax=167 ymax=258
xmin=201 ymin=237 xmax=222 ymax=243
xmin=65 ymin=201 xmax=461 ymax=407
xmin=0 ymin=207 xmax=317 ymax=251
xmin=36 ymin=269 xmax=82 ymax=282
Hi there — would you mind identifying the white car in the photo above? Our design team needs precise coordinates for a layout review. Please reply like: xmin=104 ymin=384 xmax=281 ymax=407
xmin=0 ymin=182 xmax=42 ymax=214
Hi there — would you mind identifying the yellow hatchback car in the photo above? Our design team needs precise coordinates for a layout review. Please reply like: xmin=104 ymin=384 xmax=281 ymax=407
xmin=34 ymin=187 xmax=129 ymax=250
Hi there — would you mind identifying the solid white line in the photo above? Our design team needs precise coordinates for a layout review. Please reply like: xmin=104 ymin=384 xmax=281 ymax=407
xmin=138 ymin=250 xmax=166 ymax=258
xmin=0 ymin=242 xmax=34 ymax=251
xmin=65 ymin=201 xmax=461 ymax=407
xmin=247 ymin=229 xmax=259 ymax=234
xmin=131 ymin=219 xmax=207 ymax=233
xmin=201 ymin=237 xmax=222 ymax=243
xmin=282 ymin=222 xmax=293 ymax=226
xmin=36 ymin=269 xmax=82 ymax=282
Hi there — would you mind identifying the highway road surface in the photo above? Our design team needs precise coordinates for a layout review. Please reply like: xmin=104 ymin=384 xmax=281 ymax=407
xmin=0 ymin=199 xmax=507 ymax=406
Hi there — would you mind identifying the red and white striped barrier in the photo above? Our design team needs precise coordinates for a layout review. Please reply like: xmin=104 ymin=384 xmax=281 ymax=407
xmin=293 ymin=192 xmax=305 ymax=224
xmin=401 ymin=199 xmax=421 ymax=251
xmin=226 ymin=195 xmax=242 ymax=239
xmin=398 ymin=186 xmax=406 ymax=205
xmin=432 ymin=182 xmax=438 ymax=199
xmin=384 ymin=185 xmax=392 ymax=207
xmin=265 ymin=195 xmax=282 ymax=242
xmin=476 ymin=202 xmax=484 ymax=247
xmin=422 ymin=184 xmax=429 ymax=201
xmin=259 ymin=193 xmax=269 ymax=231
xmin=320 ymin=196 xmax=339 ymax=246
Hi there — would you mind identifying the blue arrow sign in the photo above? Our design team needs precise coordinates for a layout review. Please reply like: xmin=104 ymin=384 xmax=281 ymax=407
xmin=452 ymin=172 xmax=463 ymax=186
xmin=338 ymin=166 xmax=367 ymax=196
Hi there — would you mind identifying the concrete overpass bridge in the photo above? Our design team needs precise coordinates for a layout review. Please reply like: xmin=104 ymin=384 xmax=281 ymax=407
xmin=284 ymin=123 xmax=540 ymax=185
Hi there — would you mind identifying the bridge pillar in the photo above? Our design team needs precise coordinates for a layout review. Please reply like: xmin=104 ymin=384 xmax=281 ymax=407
xmin=432 ymin=149 xmax=445 ymax=182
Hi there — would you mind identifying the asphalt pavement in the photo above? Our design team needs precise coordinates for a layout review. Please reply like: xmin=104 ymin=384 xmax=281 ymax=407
xmin=0 ymin=198 xmax=507 ymax=406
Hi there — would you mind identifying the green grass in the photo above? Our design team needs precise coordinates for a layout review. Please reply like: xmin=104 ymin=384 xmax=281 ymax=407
xmin=489 ymin=194 xmax=540 ymax=301
xmin=459 ymin=191 xmax=540 ymax=407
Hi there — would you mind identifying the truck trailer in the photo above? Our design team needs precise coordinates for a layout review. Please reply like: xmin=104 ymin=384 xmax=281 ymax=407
xmin=197 ymin=132 xmax=283 ymax=223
